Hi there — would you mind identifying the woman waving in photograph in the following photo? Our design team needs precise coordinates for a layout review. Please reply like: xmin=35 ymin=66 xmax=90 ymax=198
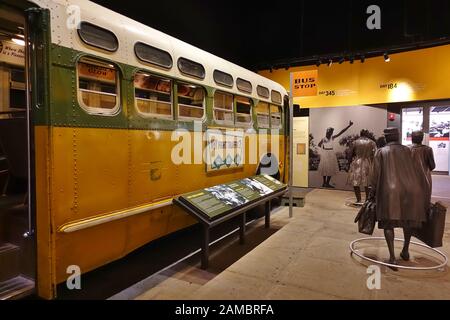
xmin=318 ymin=121 xmax=354 ymax=188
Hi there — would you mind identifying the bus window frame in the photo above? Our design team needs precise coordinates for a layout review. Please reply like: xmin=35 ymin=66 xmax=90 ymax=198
xmin=177 ymin=57 xmax=206 ymax=80
xmin=236 ymin=77 xmax=253 ymax=94
xmin=77 ymin=21 xmax=119 ymax=53
xmin=213 ymin=69 xmax=234 ymax=88
xmin=176 ymin=81 xmax=206 ymax=122
xmin=256 ymin=101 xmax=270 ymax=129
xmin=76 ymin=55 xmax=122 ymax=116
xmin=235 ymin=95 xmax=254 ymax=128
xmin=134 ymin=41 xmax=173 ymax=70
xmin=133 ymin=70 xmax=174 ymax=120
xmin=213 ymin=90 xmax=235 ymax=127
xmin=270 ymin=103 xmax=283 ymax=130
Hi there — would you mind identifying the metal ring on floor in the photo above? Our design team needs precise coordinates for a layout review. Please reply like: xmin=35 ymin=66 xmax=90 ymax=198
xmin=350 ymin=237 xmax=448 ymax=271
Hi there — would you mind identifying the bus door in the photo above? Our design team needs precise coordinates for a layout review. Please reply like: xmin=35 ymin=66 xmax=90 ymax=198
xmin=0 ymin=3 xmax=35 ymax=299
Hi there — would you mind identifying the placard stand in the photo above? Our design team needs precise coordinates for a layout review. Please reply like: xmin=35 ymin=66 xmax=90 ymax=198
xmin=174 ymin=176 xmax=287 ymax=269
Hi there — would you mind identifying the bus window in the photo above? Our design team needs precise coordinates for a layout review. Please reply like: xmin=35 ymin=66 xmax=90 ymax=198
xmin=271 ymin=90 xmax=282 ymax=105
xmin=257 ymin=85 xmax=270 ymax=99
xmin=77 ymin=57 xmax=120 ymax=114
xmin=134 ymin=72 xmax=172 ymax=119
xmin=236 ymin=96 xmax=252 ymax=126
xmin=213 ymin=70 xmax=233 ymax=88
xmin=236 ymin=78 xmax=252 ymax=94
xmin=177 ymin=82 xmax=205 ymax=120
xmin=135 ymin=42 xmax=172 ymax=69
xmin=178 ymin=58 xmax=205 ymax=80
xmin=214 ymin=91 xmax=234 ymax=125
xmin=270 ymin=104 xmax=282 ymax=129
xmin=256 ymin=102 xmax=270 ymax=129
xmin=10 ymin=67 xmax=26 ymax=109
xmin=78 ymin=22 xmax=119 ymax=52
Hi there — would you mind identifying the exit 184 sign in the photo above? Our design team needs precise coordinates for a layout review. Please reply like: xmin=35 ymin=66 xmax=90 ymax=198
xmin=291 ymin=70 xmax=318 ymax=97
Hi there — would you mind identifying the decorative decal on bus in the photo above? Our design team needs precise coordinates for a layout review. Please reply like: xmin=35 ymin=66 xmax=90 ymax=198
xmin=206 ymin=130 xmax=244 ymax=172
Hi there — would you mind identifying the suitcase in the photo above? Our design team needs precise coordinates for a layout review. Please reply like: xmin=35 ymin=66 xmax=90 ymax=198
xmin=414 ymin=202 xmax=447 ymax=248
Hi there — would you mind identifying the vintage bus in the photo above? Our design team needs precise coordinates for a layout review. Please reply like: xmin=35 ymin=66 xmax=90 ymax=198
xmin=0 ymin=0 xmax=289 ymax=299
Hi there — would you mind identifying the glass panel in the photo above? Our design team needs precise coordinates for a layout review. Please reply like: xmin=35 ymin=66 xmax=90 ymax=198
xmin=401 ymin=107 xmax=423 ymax=145
xmin=430 ymin=106 xmax=450 ymax=172
xmin=134 ymin=42 xmax=172 ymax=69
xmin=213 ymin=70 xmax=233 ymax=87
xmin=77 ymin=59 xmax=119 ymax=112
xmin=78 ymin=22 xmax=118 ymax=52
xmin=236 ymin=78 xmax=252 ymax=93
xmin=236 ymin=96 xmax=252 ymax=125
xmin=214 ymin=92 xmax=234 ymax=124
xmin=134 ymin=72 xmax=172 ymax=118
xmin=257 ymin=85 xmax=270 ymax=99
xmin=178 ymin=58 xmax=205 ymax=79
xmin=177 ymin=83 xmax=205 ymax=119
xmin=256 ymin=102 xmax=270 ymax=128
xmin=271 ymin=90 xmax=282 ymax=104
xmin=9 ymin=67 xmax=26 ymax=109
xmin=270 ymin=104 xmax=282 ymax=129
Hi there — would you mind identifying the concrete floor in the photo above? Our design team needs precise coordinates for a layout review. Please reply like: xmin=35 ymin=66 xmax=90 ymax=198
xmin=111 ymin=186 xmax=450 ymax=300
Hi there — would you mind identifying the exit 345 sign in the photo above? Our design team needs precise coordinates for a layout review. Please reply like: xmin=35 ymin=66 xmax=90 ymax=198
xmin=291 ymin=70 xmax=318 ymax=97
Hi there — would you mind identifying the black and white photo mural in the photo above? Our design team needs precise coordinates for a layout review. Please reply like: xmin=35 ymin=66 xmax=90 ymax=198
xmin=309 ymin=106 xmax=388 ymax=191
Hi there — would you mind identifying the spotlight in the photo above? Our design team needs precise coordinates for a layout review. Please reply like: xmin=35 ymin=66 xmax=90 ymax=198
xmin=360 ymin=55 xmax=365 ymax=63
xmin=327 ymin=59 xmax=333 ymax=67
xmin=384 ymin=53 xmax=390 ymax=62
xmin=269 ymin=67 xmax=273 ymax=73
xmin=339 ymin=57 xmax=345 ymax=64
xmin=316 ymin=60 xmax=321 ymax=67
xmin=349 ymin=56 xmax=354 ymax=64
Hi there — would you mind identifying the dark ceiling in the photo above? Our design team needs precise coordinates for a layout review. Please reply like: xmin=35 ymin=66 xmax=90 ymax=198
xmin=91 ymin=0 xmax=450 ymax=71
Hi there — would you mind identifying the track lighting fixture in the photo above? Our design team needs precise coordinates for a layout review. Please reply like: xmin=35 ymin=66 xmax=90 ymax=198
xmin=384 ymin=53 xmax=390 ymax=62
xmin=327 ymin=59 xmax=333 ymax=67
xmin=339 ymin=57 xmax=345 ymax=64
xmin=316 ymin=59 xmax=322 ymax=67
xmin=349 ymin=56 xmax=354 ymax=64
xmin=360 ymin=55 xmax=365 ymax=63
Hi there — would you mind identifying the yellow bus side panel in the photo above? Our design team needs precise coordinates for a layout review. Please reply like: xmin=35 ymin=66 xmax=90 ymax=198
xmin=43 ymin=126 xmax=282 ymax=285
xmin=35 ymin=126 xmax=55 ymax=299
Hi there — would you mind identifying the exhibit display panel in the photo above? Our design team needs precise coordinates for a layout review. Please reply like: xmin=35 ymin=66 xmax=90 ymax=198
xmin=308 ymin=106 xmax=387 ymax=191
xmin=293 ymin=117 xmax=309 ymax=187
xmin=430 ymin=108 xmax=450 ymax=172
xmin=401 ymin=106 xmax=449 ymax=173
xmin=178 ymin=175 xmax=287 ymax=221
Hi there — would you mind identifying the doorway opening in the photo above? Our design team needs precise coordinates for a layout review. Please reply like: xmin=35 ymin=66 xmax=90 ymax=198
xmin=401 ymin=102 xmax=450 ymax=206
xmin=0 ymin=5 xmax=35 ymax=300
xmin=402 ymin=104 xmax=450 ymax=174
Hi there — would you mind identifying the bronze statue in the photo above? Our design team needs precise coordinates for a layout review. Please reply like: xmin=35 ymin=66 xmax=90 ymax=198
xmin=348 ymin=130 xmax=377 ymax=204
xmin=409 ymin=131 xmax=436 ymax=205
xmin=371 ymin=128 xmax=428 ymax=267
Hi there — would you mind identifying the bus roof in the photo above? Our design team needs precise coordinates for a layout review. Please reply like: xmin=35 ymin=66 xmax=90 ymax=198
xmin=31 ymin=0 xmax=288 ymax=103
